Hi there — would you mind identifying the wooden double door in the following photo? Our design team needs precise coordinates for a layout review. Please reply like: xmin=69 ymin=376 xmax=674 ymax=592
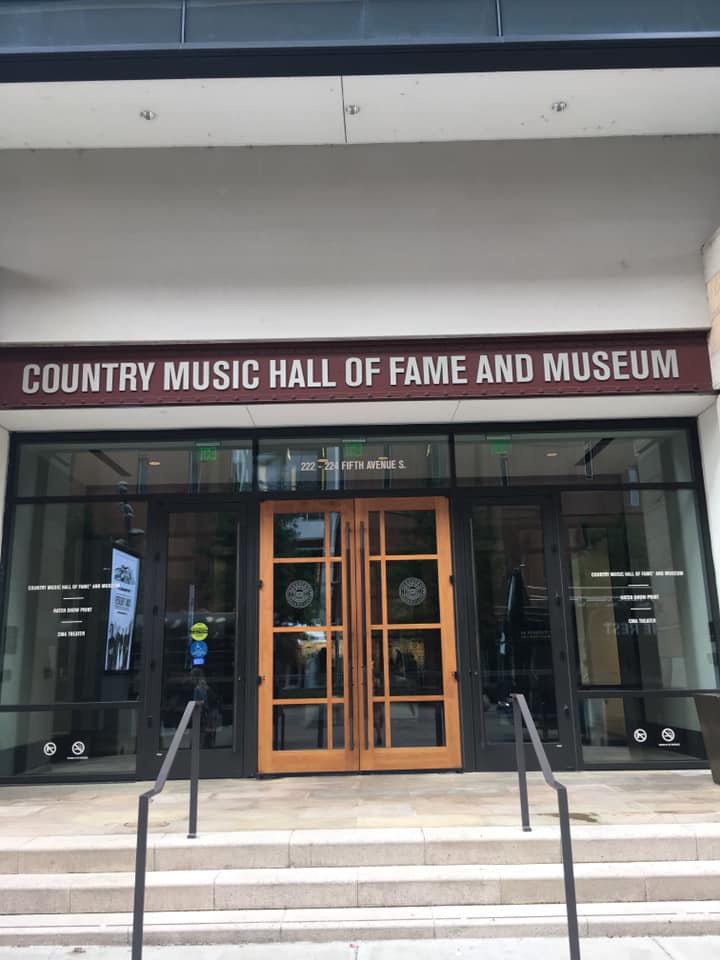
xmin=258 ymin=497 xmax=461 ymax=773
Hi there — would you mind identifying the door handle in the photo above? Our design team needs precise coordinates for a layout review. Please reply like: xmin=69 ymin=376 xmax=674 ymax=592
xmin=359 ymin=520 xmax=369 ymax=751
xmin=345 ymin=521 xmax=355 ymax=752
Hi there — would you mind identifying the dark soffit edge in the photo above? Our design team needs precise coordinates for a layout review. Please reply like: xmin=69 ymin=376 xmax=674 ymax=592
xmin=2 ymin=34 xmax=720 ymax=83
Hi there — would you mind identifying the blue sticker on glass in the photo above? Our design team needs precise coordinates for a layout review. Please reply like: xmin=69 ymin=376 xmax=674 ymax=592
xmin=189 ymin=640 xmax=208 ymax=658
xmin=192 ymin=657 xmax=205 ymax=665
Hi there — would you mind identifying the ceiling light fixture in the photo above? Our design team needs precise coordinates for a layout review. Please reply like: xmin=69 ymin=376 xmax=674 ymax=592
xmin=546 ymin=452 xmax=559 ymax=458
xmin=139 ymin=110 xmax=157 ymax=121
xmin=148 ymin=460 xmax=161 ymax=466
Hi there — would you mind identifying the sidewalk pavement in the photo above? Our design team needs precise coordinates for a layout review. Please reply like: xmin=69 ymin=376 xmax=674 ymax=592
xmin=2 ymin=937 xmax=718 ymax=959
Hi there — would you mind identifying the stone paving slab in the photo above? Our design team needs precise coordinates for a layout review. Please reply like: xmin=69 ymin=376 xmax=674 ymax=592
xmin=3 ymin=936 xmax=720 ymax=959
xmin=0 ymin=770 xmax=718 ymax=838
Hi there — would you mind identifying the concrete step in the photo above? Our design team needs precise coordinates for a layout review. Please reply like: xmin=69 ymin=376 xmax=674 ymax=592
xmin=2 ymin=901 xmax=720 ymax=946
xmin=3 ymin=824 xmax=720 ymax=873
xmin=3 ymin=860 xmax=720 ymax=915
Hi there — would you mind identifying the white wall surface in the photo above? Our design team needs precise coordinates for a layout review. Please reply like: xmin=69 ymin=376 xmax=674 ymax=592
xmin=0 ymin=135 xmax=719 ymax=345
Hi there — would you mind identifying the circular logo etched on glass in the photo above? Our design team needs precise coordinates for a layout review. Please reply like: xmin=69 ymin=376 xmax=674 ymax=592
xmin=398 ymin=577 xmax=427 ymax=607
xmin=285 ymin=580 xmax=315 ymax=610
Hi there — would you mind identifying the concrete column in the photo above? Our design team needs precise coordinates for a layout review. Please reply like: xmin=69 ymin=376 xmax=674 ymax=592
xmin=703 ymin=226 xmax=720 ymax=388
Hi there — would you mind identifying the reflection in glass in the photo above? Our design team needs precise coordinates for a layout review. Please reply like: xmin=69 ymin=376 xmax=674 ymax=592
xmin=385 ymin=510 xmax=437 ymax=555
xmin=0 ymin=707 xmax=137 ymax=778
xmin=471 ymin=505 xmax=557 ymax=743
xmin=386 ymin=560 xmax=439 ymax=623
xmin=17 ymin=440 xmax=252 ymax=497
xmin=273 ymin=513 xmax=325 ymax=558
xmin=455 ymin=429 xmax=692 ymax=487
xmin=562 ymin=489 xmax=718 ymax=691
xmin=273 ymin=632 xmax=327 ymax=698
xmin=273 ymin=563 xmax=326 ymax=626
xmin=390 ymin=702 xmax=445 ymax=747
xmin=331 ymin=631 xmax=344 ymax=697
xmin=330 ymin=562 xmax=344 ymax=627
xmin=332 ymin=703 xmax=345 ymax=750
xmin=387 ymin=630 xmax=443 ymax=695
xmin=273 ymin=704 xmax=327 ymax=750
xmin=581 ymin=696 xmax=707 ymax=764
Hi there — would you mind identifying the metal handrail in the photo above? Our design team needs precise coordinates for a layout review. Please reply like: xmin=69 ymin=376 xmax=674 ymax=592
xmin=131 ymin=698 xmax=202 ymax=960
xmin=511 ymin=693 xmax=580 ymax=960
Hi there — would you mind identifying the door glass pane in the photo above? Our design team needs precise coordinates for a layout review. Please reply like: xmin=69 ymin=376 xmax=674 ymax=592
xmin=369 ymin=561 xmax=382 ymax=624
xmin=159 ymin=512 xmax=235 ymax=750
xmin=372 ymin=701 xmax=386 ymax=748
xmin=331 ymin=631 xmax=344 ymax=697
xmin=385 ymin=510 xmax=437 ymax=555
xmin=331 ymin=702 xmax=345 ymax=750
xmin=273 ymin=513 xmax=326 ymax=557
xmin=273 ymin=631 xmax=327 ymax=698
xmin=390 ymin=702 xmax=445 ymax=747
xmin=386 ymin=560 xmax=440 ymax=623
xmin=368 ymin=511 xmax=381 ymax=555
xmin=273 ymin=704 xmax=327 ymax=750
xmin=562 ymin=489 xmax=719 ymax=691
xmin=330 ymin=562 xmax=344 ymax=626
xmin=273 ymin=563 xmax=326 ymax=627
xmin=387 ymin=630 xmax=443 ymax=695
xmin=471 ymin=505 xmax=557 ymax=743
xmin=372 ymin=630 xmax=385 ymax=696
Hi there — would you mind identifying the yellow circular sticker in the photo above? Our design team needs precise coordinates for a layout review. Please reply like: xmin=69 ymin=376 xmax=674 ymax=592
xmin=190 ymin=622 xmax=209 ymax=642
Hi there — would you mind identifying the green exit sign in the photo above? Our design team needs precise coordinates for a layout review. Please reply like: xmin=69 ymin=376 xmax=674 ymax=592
xmin=198 ymin=446 xmax=219 ymax=462
xmin=344 ymin=441 xmax=365 ymax=459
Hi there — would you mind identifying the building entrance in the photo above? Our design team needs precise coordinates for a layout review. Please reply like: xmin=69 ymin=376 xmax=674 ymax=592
xmin=457 ymin=497 xmax=576 ymax=770
xmin=258 ymin=497 xmax=461 ymax=773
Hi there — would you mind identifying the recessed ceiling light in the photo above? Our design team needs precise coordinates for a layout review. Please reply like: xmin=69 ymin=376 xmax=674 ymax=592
xmin=139 ymin=110 xmax=157 ymax=121
xmin=551 ymin=101 xmax=568 ymax=113
xmin=546 ymin=452 xmax=559 ymax=458
xmin=148 ymin=460 xmax=161 ymax=466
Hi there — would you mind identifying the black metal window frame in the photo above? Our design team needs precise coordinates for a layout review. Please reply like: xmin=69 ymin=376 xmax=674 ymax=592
xmin=0 ymin=415 xmax=717 ymax=779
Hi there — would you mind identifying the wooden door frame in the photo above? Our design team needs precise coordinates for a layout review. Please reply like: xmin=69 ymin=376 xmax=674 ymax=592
xmin=258 ymin=496 xmax=462 ymax=774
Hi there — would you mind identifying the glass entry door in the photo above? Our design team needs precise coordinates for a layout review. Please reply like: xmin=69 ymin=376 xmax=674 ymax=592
xmin=461 ymin=499 xmax=576 ymax=770
xmin=139 ymin=505 xmax=247 ymax=779
xmin=258 ymin=497 xmax=461 ymax=773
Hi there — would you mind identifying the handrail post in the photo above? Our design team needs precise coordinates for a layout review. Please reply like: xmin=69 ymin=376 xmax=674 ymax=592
xmin=557 ymin=785 xmax=581 ymax=960
xmin=131 ymin=793 xmax=150 ymax=960
xmin=512 ymin=694 xmax=531 ymax=832
xmin=188 ymin=700 xmax=200 ymax=839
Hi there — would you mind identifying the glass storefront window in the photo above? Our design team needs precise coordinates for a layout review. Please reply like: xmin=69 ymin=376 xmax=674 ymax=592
xmin=17 ymin=440 xmax=252 ymax=497
xmin=455 ymin=429 xmax=692 ymax=487
xmin=0 ymin=1 xmax=182 ymax=48
xmin=186 ymin=0 xmax=498 ymax=45
xmin=0 ymin=501 xmax=146 ymax=706
xmin=470 ymin=503 xmax=558 ymax=743
xmin=257 ymin=435 xmax=450 ymax=492
xmin=562 ymin=489 xmax=718 ymax=691
xmin=580 ymin=696 xmax=707 ymax=764
xmin=0 ymin=707 xmax=137 ymax=778
xmin=503 ymin=0 xmax=720 ymax=37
